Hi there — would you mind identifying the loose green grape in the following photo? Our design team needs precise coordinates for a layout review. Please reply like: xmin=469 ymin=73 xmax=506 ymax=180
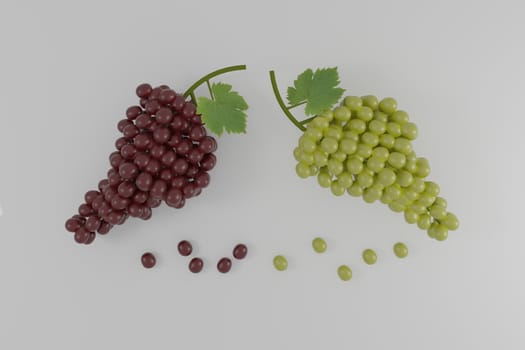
xmin=404 ymin=209 xmax=419 ymax=224
xmin=434 ymin=197 xmax=448 ymax=208
xmin=390 ymin=110 xmax=409 ymax=124
xmin=327 ymin=159 xmax=344 ymax=176
xmin=330 ymin=180 xmax=346 ymax=196
xmin=337 ymin=172 xmax=353 ymax=188
xmin=425 ymin=181 xmax=440 ymax=196
xmin=309 ymin=165 xmax=319 ymax=176
xmin=331 ymin=151 xmax=347 ymax=163
xmin=394 ymin=137 xmax=413 ymax=155
xmin=430 ymin=205 xmax=447 ymax=220
xmin=320 ymin=137 xmax=338 ymax=154
xmin=349 ymin=119 xmax=366 ymax=134
xmin=386 ymin=122 xmax=402 ymax=137
xmin=273 ymin=255 xmax=288 ymax=271
xmin=368 ymin=120 xmax=386 ymax=135
xmin=357 ymin=172 xmax=374 ymax=188
xmin=404 ymin=159 xmax=417 ymax=174
xmin=434 ymin=224 xmax=449 ymax=241
xmin=427 ymin=222 xmax=439 ymax=239
xmin=362 ymin=249 xmax=377 ymax=265
xmin=299 ymin=151 xmax=314 ymax=165
xmin=299 ymin=136 xmax=317 ymax=153
xmin=362 ymin=95 xmax=378 ymax=109
xmin=313 ymin=150 xmax=329 ymax=167
xmin=418 ymin=192 xmax=436 ymax=207
xmin=346 ymin=156 xmax=364 ymax=174
xmin=334 ymin=106 xmax=351 ymax=122
xmin=347 ymin=183 xmax=364 ymax=197
xmin=363 ymin=186 xmax=382 ymax=203
xmin=312 ymin=116 xmax=329 ymax=130
xmin=410 ymin=178 xmax=426 ymax=193
xmin=389 ymin=201 xmax=406 ymax=212
xmin=293 ymin=147 xmax=302 ymax=161
xmin=377 ymin=168 xmax=396 ymax=186
xmin=396 ymin=170 xmax=414 ymax=187
xmin=339 ymin=138 xmax=357 ymax=155
xmin=356 ymin=143 xmax=373 ymax=158
xmin=357 ymin=106 xmax=374 ymax=122
xmin=361 ymin=132 xmax=379 ymax=147
xmin=319 ymin=109 xmax=334 ymax=121
xmin=373 ymin=110 xmax=389 ymax=123
xmin=379 ymin=134 xmax=395 ymax=149
xmin=404 ymin=189 xmax=420 ymax=202
xmin=443 ymin=212 xmax=459 ymax=230
xmin=387 ymin=152 xmax=407 ymax=169
xmin=296 ymin=162 xmax=310 ymax=178
xmin=366 ymin=156 xmax=385 ymax=173
xmin=393 ymin=242 xmax=408 ymax=258
xmin=380 ymin=193 xmax=394 ymax=204
xmin=417 ymin=213 xmax=432 ymax=229
xmin=344 ymin=96 xmax=363 ymax=111
xmin=317 ymin=171 xmax=332 ymax=188
xmin=372 ymin=147 xmax=389 ymax=161
xmin=401 ymin=122 xmax=418 ymax=140
xmin=379 ymin=97 xmax=397 ymax=114
xmin=343 ymin=130 xmax=359 ymax=142
xmin=305 ymin=127 xmax=323 ymax=141
xmin=410 ymin=202 xmax=427 ymax=215
xmin=385 ymin=184 xmax=402 ymax=200
xmin=337 ymin=265 xmax=353 ymax=281
xmin=312 ymin=237 xmax=327 ymax=253
xmin=415 ymin=158 xmax=431 ymax=178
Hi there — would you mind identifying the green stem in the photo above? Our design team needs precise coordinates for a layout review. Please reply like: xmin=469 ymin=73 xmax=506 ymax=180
xmin=184 ymin=64 xmax=247 ymax=98
xmin=287 ymin=101 xmax=307 ymax=109
xmin=206 ymin=80 xmax=214 ymax=100
xmin=299 ymin=116 xmax=316 ymax=125
xmin=269 ymin=70 xmax=305 ymax=131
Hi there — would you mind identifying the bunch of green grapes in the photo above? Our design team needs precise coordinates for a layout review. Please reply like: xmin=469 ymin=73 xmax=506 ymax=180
xmin=293 ymin=95 xmax=459 ymax=241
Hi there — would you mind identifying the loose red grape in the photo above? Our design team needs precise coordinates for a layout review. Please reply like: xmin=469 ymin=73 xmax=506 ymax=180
xmin=233 ymin=244 xmax=248 ymax=260
xmin=177 ymin=240 xmax=193 ymax=256
xmin=217 ymin=258 xmax=232 ymax=273
xmin=189 ymin=257 xmax=203 ymax=273
xmin=141 ymin=252 xmax=156 ymax=268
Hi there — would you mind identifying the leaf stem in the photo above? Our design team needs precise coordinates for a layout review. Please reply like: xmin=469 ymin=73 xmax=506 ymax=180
xmin=287 ymin=101 xmax=307 ymax=109
xmin=299 ymin=116 xmax=316 ymax=125
xmin=269 ymin=70 xmax=306 ymax=132
xmin=206 ymin=80 xmax=214 ymax=100
xmin=184 ymin=64 xmax=247 ymax=98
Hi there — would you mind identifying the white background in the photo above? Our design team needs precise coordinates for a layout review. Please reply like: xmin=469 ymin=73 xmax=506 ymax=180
xmin=0 ymin=0 xmax=523 ymax=349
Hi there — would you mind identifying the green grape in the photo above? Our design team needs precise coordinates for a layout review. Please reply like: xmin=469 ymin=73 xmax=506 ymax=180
xmin=415 ymin=158 xmax=431 ymax=178
xmin=362 ymin=95 xmax=378 ymax=109
xmin=273 ymin=255 xmax=288 ymax=271
xmin=368 ymin=120 xmax=386 ymax=135
xmin=443 ymin=212 xmax=459 ymax=230
xmin=410 ymin=178 xmax=426 ymax=193
xmin=339 ymin=138 xmax=357 ymax=155
xmin=396 ymin=170 xmax=414 ymax=187
xmin=387 ymin=152 xmax=406 ymax=169
xmin=366 ymin=156 xmax=385 ymax=173
xmin=372 ymin=147 xmax=389 ymax=161
xmin=396 ymin=195 xmax=412 ymax=208
xmin=309 ymin=165 xmax=319 ymax=176
xmin=299 ymin=151 xmax=314 ymax=165
xmin=401 ymin=122 xmax=418 ymax=140
xmin=417 ymin=214 xmax=432 ymax=230
xmin=312 ymin=116 xmax=329 ymax=130
xmin=361 ymin=132 xmax=379 ymax=147
xmin=373 ymin=110 xmax=389 ymax=123
xmin=393 ymin=242 xmax=408 ymax=258
xmin=296 ymin=162 xmax=311 ymax=178
xmin=434 ymin=197 xmax=448 ymax=208
xmin=299 ymin=136 xmax=317 ymax=153
xmin=314 ymin=150 xmax=329 ymax=167
xmin=434 ymin=224 xmax=449 ymax=241
xmin=331 ymin=151 xmax=347 ymax=163
xmin=380 ymin=193 xmax=394 ymax=204
xmin=343 ymin=130 xmax=359 ymax=142
xmin=386 ymin=122 xmax=402 ymax=137
xmin=390 ymin=110 xmax=409 ymax=124
xmin=377 ymin=168 xmax=396 ymax=186
xmin=418 ymin=192 xmax=436 ymax=207
xmin=424 ymin=181 xmax=440 ymax=196
xmin=429 ymin=205 xmax=447 ymax=220
xmin=427 ymin=222 xmax=439 ymax=239
xmin=357 ymin=106 xmax=374 ymax=122
xmin=324 ymin=126 xmax=343 ymax=141
xmin=344 ymin=96 xmax=363 ymax=111
xmin=356 ymin=143 xmax=373 ymax=158
xmin=404 ymin=159 xmax=417 ymax=174
xmin=337 ymin=172 xmax=353 ymax=188
xmin=406 ymin=151 xmax=417 ymax=162
xmin=346 ymin=156 xmax=364 ymax=174
xmin=385 ymin=184 xmax=402 ymax=200
xmin=349 ymin=119 xmax=366 ymax=134
xmin=337 ymin=265 xmax=353 ymax=281
xmin=363 ymin=186 xmax=382 ymax=203
xmin=362 ymin=167 xmax=375 ymax=177
xmin=327 ymin=159 xmax=344 ymax=176
xmin=379 ymin=97 xmax=397 ymax=114
xmin=319 ymin=110 xmax=334 ymax=121
xmin=362 ymin=249 xmax=377 ymax=265
xmin=320 ymin=137 xmax=338 ymax=154
xmin=404 ymin=209 xmax=419 ymax=224
xmin=357 ymin=172 xmax=374 ymax=188
xmin=389 ymin=201 xmax=406 ymax=212
xmin=394 ymin=137 xmax=413 ymax=155
xmin=347 ymin=183 xmax=364 ymax=197
xmin=317 ymin=171 xmax=332 ymax=188
xmin=334 ymin=106 xmax=351 ymax=122
xmin=379 ymin=134 xmax=395 ymax=149
xmin=330 ymin=181 xmax=345 ymax=196
xmin=312 ymin=237 xmax=327 ymax=253
xmin=404 ymin=189 xmax=419 ymax=202
xmin=293 ymin=147 xmax=302 ymax=161
xmin=305 ymin=127 xmax=323 ymax=141
xmin=410 ymin=202 xmax=427 ymax=215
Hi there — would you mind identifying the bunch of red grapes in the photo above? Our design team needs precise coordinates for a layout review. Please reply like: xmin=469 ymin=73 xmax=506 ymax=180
xmin=64 ymin=84 xmax=217 ymax=244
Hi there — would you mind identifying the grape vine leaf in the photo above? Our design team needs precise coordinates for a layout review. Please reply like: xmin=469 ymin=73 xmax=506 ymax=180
xmin=286 ymin=67 xmax=345 ymax=116
xmin=196 ymin=82 xmax=248 ymax=136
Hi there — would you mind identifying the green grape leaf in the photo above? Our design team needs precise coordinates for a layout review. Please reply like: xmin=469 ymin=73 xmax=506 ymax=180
xmin=196 ymin=82 xmax=248 ymax=136
xmin=286 ymin=67 xmax=345 ymax=116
